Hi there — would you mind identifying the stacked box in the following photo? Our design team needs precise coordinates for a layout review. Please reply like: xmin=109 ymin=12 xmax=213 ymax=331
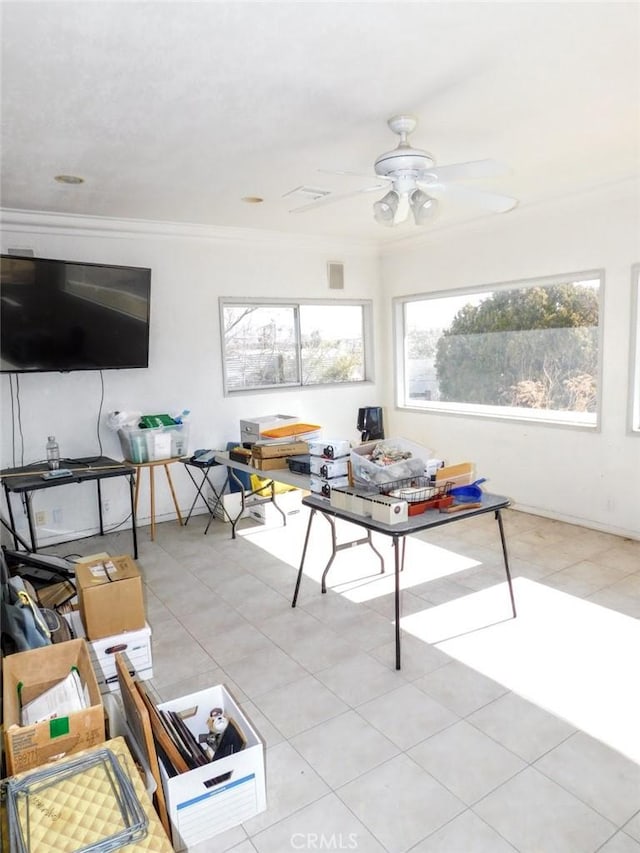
xmin=75 ymin=555 xmax=146 ymax=640
xmin=239 ymin=414 xmax=298 ymax=444
xmin=65 ymin=609 xmax=153 ymax=694
xmin=307 ymin=438 xmax=351 ymax=498
xmin=251 ymin=441 xmax=309 ymax=471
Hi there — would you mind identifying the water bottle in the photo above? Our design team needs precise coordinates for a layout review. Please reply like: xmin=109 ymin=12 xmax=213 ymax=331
xmin=46 ymin=435 xmax=60 ymax=470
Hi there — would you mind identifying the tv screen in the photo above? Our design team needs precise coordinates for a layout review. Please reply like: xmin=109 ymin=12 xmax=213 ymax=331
xmin=0 ymin=255 xmax=151 ymax=373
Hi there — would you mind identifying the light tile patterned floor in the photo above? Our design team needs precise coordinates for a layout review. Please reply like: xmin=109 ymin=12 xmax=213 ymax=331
xmin=57 ymin=504 xmax=640 ymax=852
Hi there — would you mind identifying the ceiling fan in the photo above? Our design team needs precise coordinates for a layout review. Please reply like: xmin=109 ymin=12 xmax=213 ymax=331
xmin=291 ymin=114 xmax=518 ymax=226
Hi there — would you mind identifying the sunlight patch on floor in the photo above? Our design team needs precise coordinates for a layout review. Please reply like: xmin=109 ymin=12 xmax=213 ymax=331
xmin=401 ymin=577 xmax=640 ymax=763
xmin=240 ymin=513 xmax=481 ymax=601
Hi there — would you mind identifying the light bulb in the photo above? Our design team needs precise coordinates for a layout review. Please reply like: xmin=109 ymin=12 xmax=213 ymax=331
xmin=410 ymin=188 xmax=437 ymax=224
xmin=373 ymin=190 xmax=399 ymax=226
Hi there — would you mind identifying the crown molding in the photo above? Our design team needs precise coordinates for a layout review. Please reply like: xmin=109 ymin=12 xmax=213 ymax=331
xmin=0 ymin=208 xmax=380 ymax=255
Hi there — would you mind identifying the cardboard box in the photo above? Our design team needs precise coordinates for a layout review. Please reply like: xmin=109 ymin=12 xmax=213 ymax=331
xmin=251 ymin=456 xmax=290 ymax=471
xmin=65 ymin=610 xmax=153 ymax=694
xmin=75 ymin=555 xmax=146 ymax=640
xmin=247 ymin=488 xmax=303 ymax=525
xmin=2 ymin=639 xmax=105 ymax=774
xmin=208 ymin=490 xmax=253 ymax=523
xmin=156 ymin=685 xmax=266 ymax=851
xmin=252 ymin=441 xmax=309 ymax=459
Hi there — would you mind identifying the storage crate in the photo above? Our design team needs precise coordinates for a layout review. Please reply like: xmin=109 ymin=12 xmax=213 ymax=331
xmin=118 ymin=423 xmax=189 ymax=462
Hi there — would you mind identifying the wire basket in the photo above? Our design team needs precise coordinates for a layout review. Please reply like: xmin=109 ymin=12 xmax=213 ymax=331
xmin=381 ymin=476 xmax=452 ymax=503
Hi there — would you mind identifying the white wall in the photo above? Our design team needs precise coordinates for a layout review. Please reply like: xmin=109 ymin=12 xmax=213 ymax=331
xmin=1 ymin=213 xmax=383 ymax=545
xmin=380 ymin=180 xmax=640 ymax=538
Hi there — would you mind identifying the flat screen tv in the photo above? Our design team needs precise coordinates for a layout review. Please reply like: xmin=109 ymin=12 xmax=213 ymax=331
xmin=0 ymin=255 xmax=151 ymax=373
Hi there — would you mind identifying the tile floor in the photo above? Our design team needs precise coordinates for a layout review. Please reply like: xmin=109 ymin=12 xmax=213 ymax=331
xmin=51 ymin=503 xmax=640 ymax=853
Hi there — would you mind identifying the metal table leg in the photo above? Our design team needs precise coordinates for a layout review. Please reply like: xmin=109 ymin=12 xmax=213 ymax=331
xmin=496 ymin=509 xmax=517 ymax=618
xmin=292 ymin=508 xmax=317 ymax=607
xmin=393 ymin=535 xmax=403 ymax=670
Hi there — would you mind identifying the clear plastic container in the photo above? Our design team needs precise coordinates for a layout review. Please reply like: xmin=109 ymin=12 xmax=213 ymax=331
xmin=46 ymin=435 xmax=60 ymax=470
xmin=118 ymin=423 xmax=189 ymax=463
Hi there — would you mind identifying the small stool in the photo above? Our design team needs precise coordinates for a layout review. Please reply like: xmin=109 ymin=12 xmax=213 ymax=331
xmin=132 ymin=458 xmax=183 ymax=540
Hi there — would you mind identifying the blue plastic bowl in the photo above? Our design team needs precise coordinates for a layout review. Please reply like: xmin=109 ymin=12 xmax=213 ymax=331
xmin=449 ymin=478 xmax=487 ymax=502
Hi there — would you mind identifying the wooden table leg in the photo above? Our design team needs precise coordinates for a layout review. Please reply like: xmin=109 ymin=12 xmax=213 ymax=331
xmin=149 ymin=465 xmax=156 ymax=540
xmin=134 ymin=466 xmax=141 ymax=517
xmin=164 ymin=463 xmax=183 ymax=527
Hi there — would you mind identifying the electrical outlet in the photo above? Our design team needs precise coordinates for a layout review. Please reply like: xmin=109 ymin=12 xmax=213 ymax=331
xmin=103 ymin=500 xmax=111 ymax=514
xmin=35 ymin=510 xmax=46 ymax=525
xmin=53 ymin=508 xmax=63 ymax=524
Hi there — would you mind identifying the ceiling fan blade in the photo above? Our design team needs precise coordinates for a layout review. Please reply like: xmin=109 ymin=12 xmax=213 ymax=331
xmin=318 ymin=168 xmax=393 ymax=182
xmin=419 ymin=159 xmax=509 ymax=184
xmin=289 ymin=183 xmax=389 ymax=214
xmin=421 ymin=182 xmax=518 ymax=213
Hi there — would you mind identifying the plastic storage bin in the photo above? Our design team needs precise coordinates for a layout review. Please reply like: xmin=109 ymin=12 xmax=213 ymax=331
xmin=351 ymin=438 xmax=431 ymax=485
xmin=119 ymin=423 xmax=189 ymax=463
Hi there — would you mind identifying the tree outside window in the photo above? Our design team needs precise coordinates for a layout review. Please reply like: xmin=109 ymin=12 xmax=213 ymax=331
xmin=398 ymin=273 xmax=601 ymax=425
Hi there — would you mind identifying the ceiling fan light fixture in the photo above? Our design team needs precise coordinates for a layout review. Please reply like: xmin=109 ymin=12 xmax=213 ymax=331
xmin=373 ymin=189 xmax=399 ymax=226
xmin=410 ymin=188 xmax=437 ymax=224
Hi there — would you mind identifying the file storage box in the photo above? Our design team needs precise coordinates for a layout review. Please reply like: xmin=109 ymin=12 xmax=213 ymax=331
xmin=65 ymin=610 xmax=153 ymax=694
xmin=156 ymin=684 xmax=266 ymax=852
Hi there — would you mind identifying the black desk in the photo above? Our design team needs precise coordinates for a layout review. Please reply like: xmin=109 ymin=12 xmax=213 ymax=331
xmin=1 ymin=457 xmax=138 ymax=558
xmin=292 ymin=493 xmax=516 ymax=670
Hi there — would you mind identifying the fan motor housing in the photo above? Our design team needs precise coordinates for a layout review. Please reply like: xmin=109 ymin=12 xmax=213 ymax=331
xmin=374 ymin=146 xmax=434 ymax=177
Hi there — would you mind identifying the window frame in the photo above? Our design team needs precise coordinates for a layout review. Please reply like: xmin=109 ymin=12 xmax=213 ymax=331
xmin=393 ymin=270 xmax=604 ymax=429
xmin=628 ymin=264 xmax=640 ymax=434
xmin=220 ymin=296 xmax=375 ymax=395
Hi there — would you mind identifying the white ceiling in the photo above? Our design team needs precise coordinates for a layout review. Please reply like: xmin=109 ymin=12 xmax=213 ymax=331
xmin=2 ymin=1 xmax=639 ymax=246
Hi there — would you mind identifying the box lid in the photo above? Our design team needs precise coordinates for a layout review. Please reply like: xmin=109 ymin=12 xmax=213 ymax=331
xmin=75 ymin=555 xmax=140 ymax=589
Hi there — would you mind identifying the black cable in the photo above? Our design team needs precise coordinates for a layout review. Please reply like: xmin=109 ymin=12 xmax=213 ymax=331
xmin=16 ymin=375 xmax=24 ymax=466
xmin=9 ymin=373 xmax=16 ymax=467
xmin=96 ymin=369 xmax=105 ymax=457
xmin=64 ymin=370 xmax=105 ymax=465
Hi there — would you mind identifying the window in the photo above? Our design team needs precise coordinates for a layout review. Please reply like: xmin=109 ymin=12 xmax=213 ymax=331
xmin=221 ymin=299 xmax=372 ymax=393
xmin=395 ymin=271 xmax=603 ymax=426
xmin=630 ymin=264 xmax=640 ymax=433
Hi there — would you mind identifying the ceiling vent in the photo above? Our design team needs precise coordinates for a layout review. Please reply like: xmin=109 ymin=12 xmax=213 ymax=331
xmin=282 ymin=186 xmax=332 ymax=203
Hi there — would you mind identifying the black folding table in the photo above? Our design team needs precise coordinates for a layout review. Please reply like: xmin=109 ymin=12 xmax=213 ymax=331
xmin=1 ymin=457 xmax=138 ymax=558
xmin=292 ymin=492 xmax=517 ymax=670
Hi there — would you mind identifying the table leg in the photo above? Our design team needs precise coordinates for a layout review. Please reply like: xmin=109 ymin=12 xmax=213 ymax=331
xmin=393 ymin=535 xmax=403 ymax=670
xmin=149 ymin=466 xmax=156 ymax=540
xmin=496 ymin=509 xmax=517 ymax=618
xmin=24 ymin=493 xmax=37 ymax=552
xmin=134 ymin=467 xmax=141 ymax=518
xmin=205 ymin=471 xmax=232 ymax=535
xmin=129 ymin=473 xmax=138 ymax=559
xmin=163 ymin=464 xmax=183 ymax=527
xmin=183 ymin=466 xmax=202 ymax=525
xmin=292 ymin=508 xmax=317 ymax=607
xmin=3 ymin=485 xmax=23 ymax=551
xmin=96 ymin=480 xmax=104 ymax=536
